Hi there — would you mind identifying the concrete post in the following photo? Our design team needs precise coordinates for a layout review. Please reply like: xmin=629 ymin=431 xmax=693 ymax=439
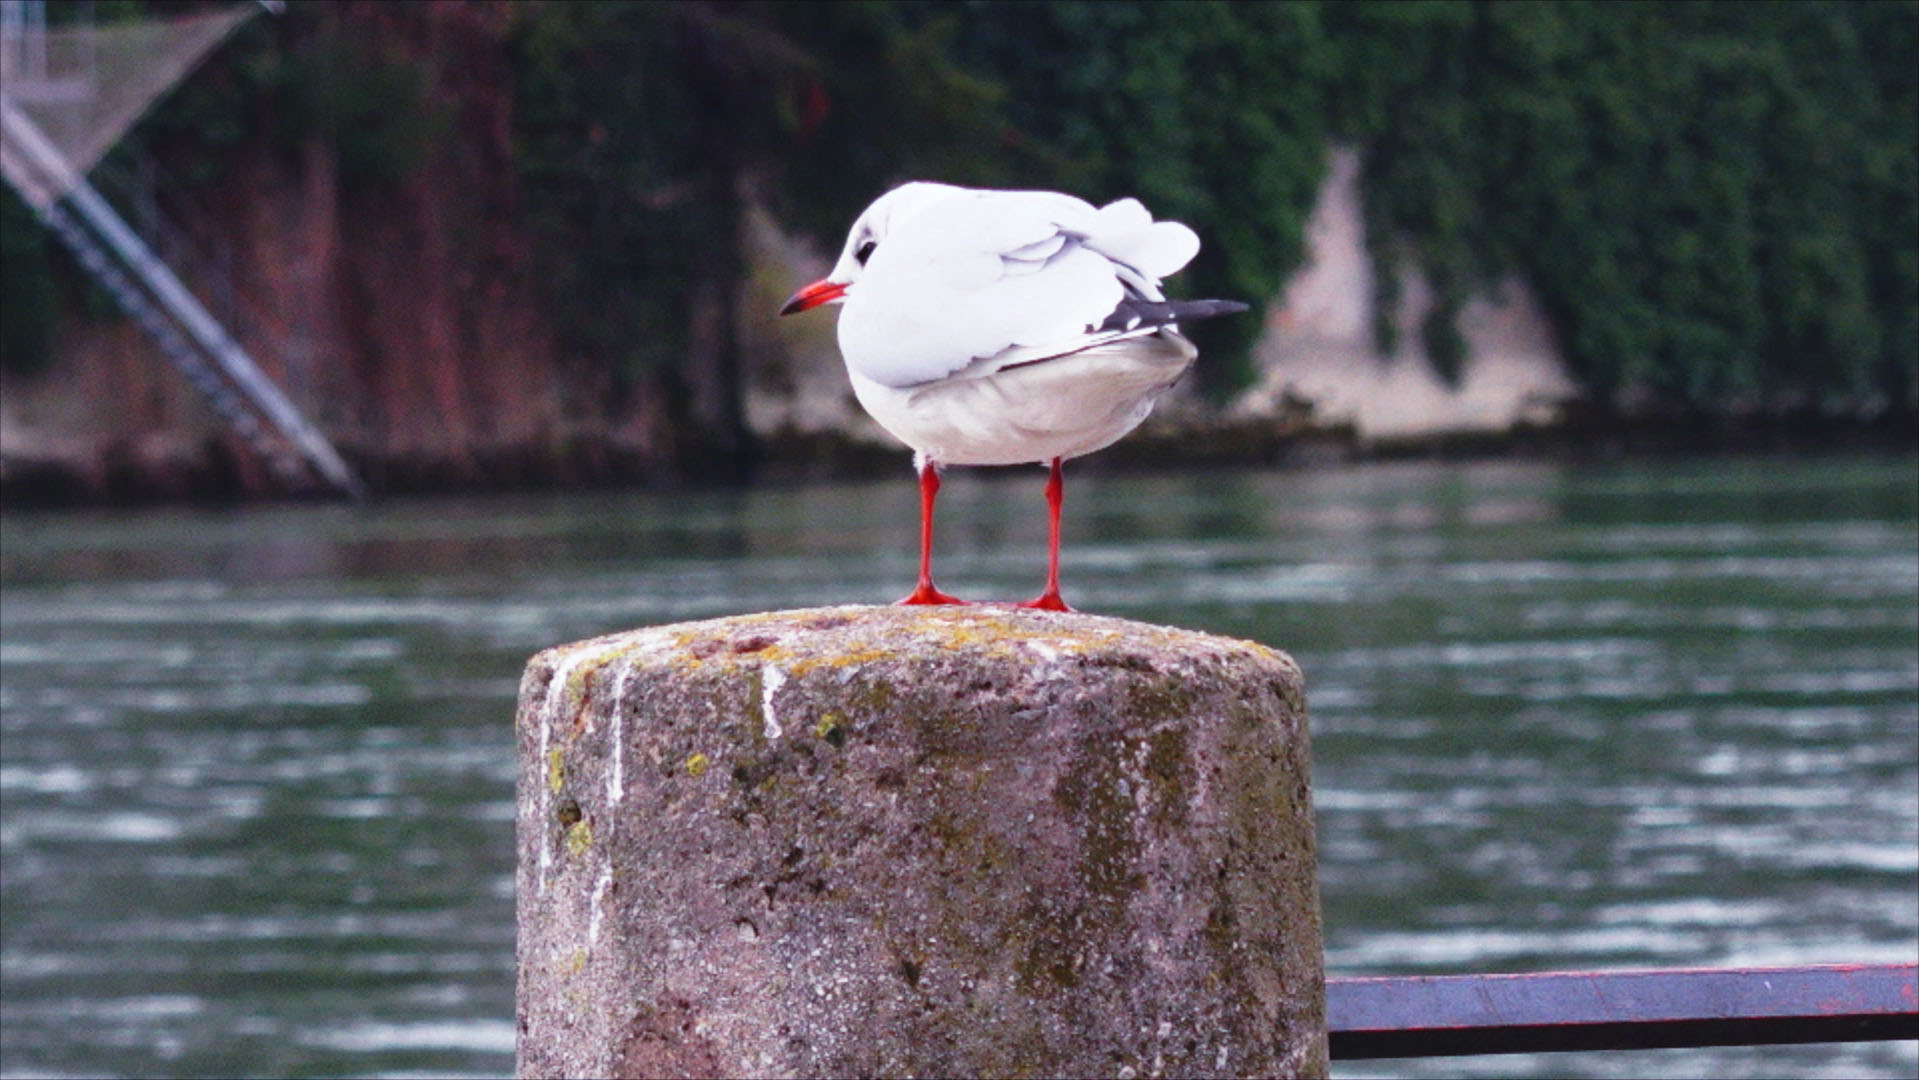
xmin=515 ymin=605 xmax=1324 ymax=1079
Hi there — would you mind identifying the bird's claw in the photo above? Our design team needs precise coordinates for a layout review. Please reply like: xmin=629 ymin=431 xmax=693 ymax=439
xmin=897 ymin=585 xmax=968 ymax=606
xmin=1016 ymin=592 xmax=1073 ymax=613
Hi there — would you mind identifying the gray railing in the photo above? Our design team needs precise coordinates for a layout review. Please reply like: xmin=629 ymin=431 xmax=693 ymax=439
xmin=1328 ymin=962 xmax=1918 ymax=1060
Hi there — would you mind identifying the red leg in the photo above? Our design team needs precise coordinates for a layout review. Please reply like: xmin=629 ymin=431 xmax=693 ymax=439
xmin=1018 ymin=457 xmax=1073 ymax=612
xmin=898 ymin=458 xmax=966 ymax=605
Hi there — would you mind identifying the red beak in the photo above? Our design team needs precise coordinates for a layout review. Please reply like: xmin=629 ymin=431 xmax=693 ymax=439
xmin=779 ymin=279 xmax=847 ymax=316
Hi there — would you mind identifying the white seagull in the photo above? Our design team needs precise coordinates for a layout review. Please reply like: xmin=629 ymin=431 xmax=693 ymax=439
xmin=780 ymin=181 xmax=1247 ymax=611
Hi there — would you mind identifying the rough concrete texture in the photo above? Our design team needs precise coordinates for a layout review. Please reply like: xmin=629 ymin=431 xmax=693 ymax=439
xmin=515 ymin=605 xmax=1324 ymax=1079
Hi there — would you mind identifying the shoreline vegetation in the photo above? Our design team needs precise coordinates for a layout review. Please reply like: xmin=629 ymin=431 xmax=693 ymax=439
xmin=1 ymin=1 xmax=1912 ymax=506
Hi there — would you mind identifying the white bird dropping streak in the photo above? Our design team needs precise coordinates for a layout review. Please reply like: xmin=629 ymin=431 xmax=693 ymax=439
xmin=608 ymin=666 xmax=632 ymax=809
xmin=535 ymin=674 xmax=560 ymax=897
xmin=587 ymin=865 xmax=612 ymax=945
xmin=761 ymin=665 xmax=787 ymax=739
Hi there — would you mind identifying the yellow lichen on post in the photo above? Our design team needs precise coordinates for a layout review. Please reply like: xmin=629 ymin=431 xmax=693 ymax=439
xmin=563 ymin=820 xmax=592 ymax=857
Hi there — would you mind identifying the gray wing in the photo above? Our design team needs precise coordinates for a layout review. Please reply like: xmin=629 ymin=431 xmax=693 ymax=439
xmin=837 ymin=190 xmax=1208 ymax=389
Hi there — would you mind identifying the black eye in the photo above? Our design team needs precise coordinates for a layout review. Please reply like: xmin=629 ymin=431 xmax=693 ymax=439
xmin=855 ymin=239 xmax=877 ymax=265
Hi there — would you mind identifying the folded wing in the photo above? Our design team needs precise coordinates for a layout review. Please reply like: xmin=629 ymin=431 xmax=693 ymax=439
xmin=839 ymin=189 xmax=1211 ymax=389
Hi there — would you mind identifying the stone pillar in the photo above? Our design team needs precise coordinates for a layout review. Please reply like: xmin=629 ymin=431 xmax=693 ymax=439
xmin=515 ymin=605 xmax=1324 ymax=1079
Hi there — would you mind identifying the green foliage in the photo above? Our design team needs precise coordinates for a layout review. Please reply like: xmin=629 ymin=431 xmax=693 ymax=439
xmin=508 ymin=0 xmax=1028 ymax=383
xmin=510 ymin=1 xmax=801 ymax=384
xmin=0 ymin=187 xmax=58 ymax=375
xmin=1323 ymin=0 xmax=1918 ymax=411
xmin=929 ymin=1 xmax=1335 ymax=395
xmin=510 ymin=1 xmax=718 ymax=380
xmin=273 ymin=30 xmax=443 ymax=193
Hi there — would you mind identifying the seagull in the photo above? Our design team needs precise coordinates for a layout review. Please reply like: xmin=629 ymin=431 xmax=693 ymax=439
xmin=780 ymin=181 xmax=1247 ymax=611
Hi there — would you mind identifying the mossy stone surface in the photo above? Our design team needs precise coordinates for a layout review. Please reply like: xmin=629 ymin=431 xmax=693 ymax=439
xmin=515 ymin=605 xmax=1324 ymax=1079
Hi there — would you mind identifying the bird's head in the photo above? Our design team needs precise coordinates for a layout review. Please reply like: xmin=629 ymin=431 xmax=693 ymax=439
xmin=779 ymin=182 xmax=960 ymax=316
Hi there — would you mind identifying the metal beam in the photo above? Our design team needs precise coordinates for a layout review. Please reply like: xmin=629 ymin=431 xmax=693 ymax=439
xmin=1 ymin=96 xmax=366 ymax=500
xmin=34 ymin=197 xmax=309 ymax=487
xmin=1327 ymin=962 xmax=1919 ymax=1059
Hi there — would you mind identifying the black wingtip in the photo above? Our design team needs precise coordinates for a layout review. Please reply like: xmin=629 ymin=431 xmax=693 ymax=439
xmin=1093 ymin=298 xmax=1252 ymax=333
xmin=1165 ymin=298 xmax=1251 ymax=321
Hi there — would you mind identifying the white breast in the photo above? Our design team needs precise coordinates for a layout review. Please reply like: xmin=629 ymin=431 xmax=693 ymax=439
xmin=848 ymin=329 xmax=1197 ymax=467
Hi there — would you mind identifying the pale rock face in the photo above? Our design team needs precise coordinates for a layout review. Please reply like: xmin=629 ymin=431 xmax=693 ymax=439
xmin=739 ymin=201 xmax=894 ymax=445
xmin=1234 ymin=148 xmax=1578 ymax=441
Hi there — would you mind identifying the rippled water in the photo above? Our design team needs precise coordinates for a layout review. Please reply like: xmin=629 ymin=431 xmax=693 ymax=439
xmin=2 ymin=454 xmax=1915 ymax=1078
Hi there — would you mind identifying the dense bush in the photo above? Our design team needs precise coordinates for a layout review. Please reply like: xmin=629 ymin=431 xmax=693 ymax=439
xmin=1323 ymin=0 xmax=1918 ymax=411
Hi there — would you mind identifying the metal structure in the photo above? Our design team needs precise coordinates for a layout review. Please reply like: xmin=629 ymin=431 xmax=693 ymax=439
xmin=0 ymin=0 xmax=362 ymax=499
xmin=1328 ymin=962 xmax=1919 ymax=1060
